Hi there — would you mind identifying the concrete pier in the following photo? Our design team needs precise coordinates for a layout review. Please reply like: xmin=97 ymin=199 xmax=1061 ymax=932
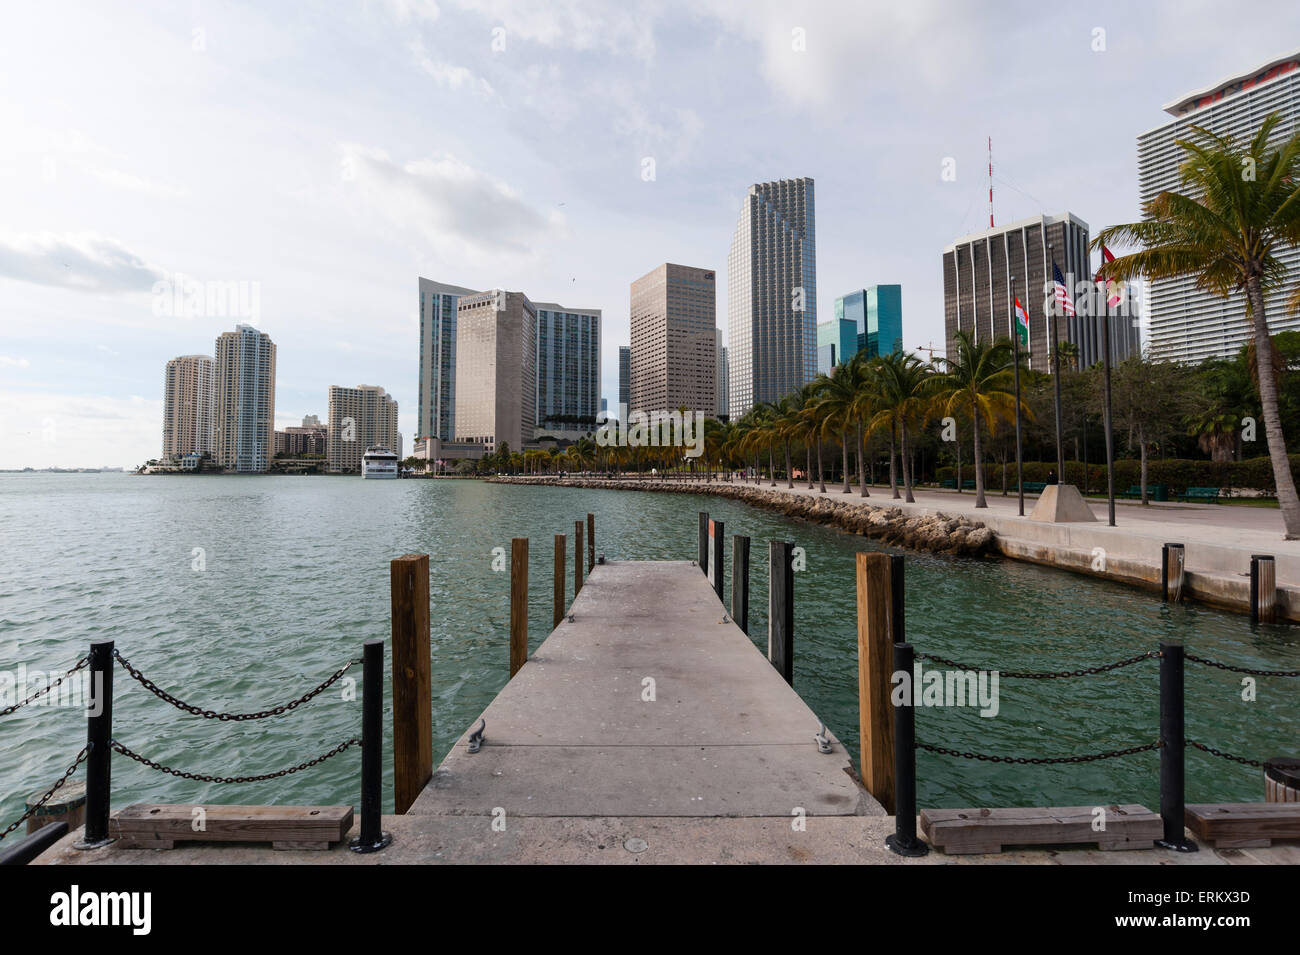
xmin=409 ymin=560 xmax=877 ymax=821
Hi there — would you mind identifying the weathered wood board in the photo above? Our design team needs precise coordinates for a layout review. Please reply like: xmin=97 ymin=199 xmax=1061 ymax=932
xmin=113 ymin=804 xmax=353 ymax=850
xmin=920 ymin=805 xmax=1161 ymax=855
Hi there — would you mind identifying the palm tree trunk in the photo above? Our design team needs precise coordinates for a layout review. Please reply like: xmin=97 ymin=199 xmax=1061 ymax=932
xmin=784 ymin=439 xmax=794 ymax=489
xmin=841 ymin=431 xmax=850 ymax=492
xmin=973 ymin=404 xmax=986 ymax=508
xmin=816 ymin=435 xmax=826 ymax=493
xmin=768 ymin=446 xmax=775 ymax=486
xmin=901 ymin=423 xmax=915 ymax=503
xmin=1248 ymin=280 xmax=1300 ymax=537
xmin=888 ymin=425 xmax=899 ymax=499
xmin=806 ymin=444 xmax=813 ymax=489
xmin=856 ymin=421 xmax=868 ymax=497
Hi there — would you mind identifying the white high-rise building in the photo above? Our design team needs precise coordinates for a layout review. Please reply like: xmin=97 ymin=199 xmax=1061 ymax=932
xmin=162 ymin=354 xmax=214 ymax=460
xmin=418 ymin=278 xmax=477 ymax=442
xmin=213 ymin=325 xmax=276 ymax=472
xmin=727 ymin=177 xmax=817 ymax=417
xmin=1138 ymin=50 xmax=1300 ymax=363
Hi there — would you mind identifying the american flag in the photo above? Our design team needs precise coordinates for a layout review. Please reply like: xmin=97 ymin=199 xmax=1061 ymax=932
xmin=1052 ymin=262 xmax=1076 ymax=317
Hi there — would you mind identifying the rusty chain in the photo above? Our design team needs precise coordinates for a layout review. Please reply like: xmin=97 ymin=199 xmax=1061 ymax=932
xmin=1186 ymin=739 xmax=1269 ymax=768
xmin=113 ymin=650 xmax=358 ymax=721
xmin=110 ymin=737 xmax=361 ymax=783
xmin=1184 ymin=653 xmax=1300 ymax=678
xmin=0 ymin=746 xmax=88 ymax=841
xmin=917 ymin=739 xmax=1161 ymax=765
xmin=1 ymin=656 xmax=90 ymax=716
xmin=915 ymin=650 xmax=1159 ymax=680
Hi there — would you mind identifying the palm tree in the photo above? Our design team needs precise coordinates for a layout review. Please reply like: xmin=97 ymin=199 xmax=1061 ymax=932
xmin=1096 ymin=114 xmax=1300 ymax=538
xmin=815 ymin=367 xmax=861 ymax=493
xmin=930 ymin=330 xmax=1021 ymax=508
xmin=798 ymin=382 xmax=833 ymax=493
xmin=871 ymin=352 xmax=931 ymax=503
xmin=847 ymin=355 xmax=878 ymax=498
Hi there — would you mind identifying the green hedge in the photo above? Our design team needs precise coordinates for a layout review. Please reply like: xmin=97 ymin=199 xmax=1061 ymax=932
xmin=935 ymin=455 xmax=1300 ymax=493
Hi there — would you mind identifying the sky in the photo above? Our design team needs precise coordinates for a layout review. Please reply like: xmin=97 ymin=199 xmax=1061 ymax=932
xmin=2 ymin=0 xmax=1299 ymax=468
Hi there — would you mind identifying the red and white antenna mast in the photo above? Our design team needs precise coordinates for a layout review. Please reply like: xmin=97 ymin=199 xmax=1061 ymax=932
xmin=988 ymin=136 xmax=994 ymax=228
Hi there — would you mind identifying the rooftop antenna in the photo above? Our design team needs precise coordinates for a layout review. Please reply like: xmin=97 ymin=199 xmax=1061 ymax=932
xmin=988 ymin=136 xmax=994 ymax=228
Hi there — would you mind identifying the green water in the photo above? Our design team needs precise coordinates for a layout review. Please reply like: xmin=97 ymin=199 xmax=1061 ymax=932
xmin=1 ymin=473 xmax=1297 ymax=833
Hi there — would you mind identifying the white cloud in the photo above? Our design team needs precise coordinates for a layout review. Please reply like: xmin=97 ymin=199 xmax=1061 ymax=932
xmin=369 ymin=0 xmax=442 ymax=24
xmin=338 ymin=144 xmax=563 ymax=257
xmin=84 ymin=165 xmax=189 ymax=200
xmin=447 ymin=0 xmax=660 ymax=59
xmin=0 ymin=232 xmax=165 ymax=294
xmin=408 ymin=37 xmax=495 ymax=96
xmin=0 ymin=355 xmax=32 ymax=369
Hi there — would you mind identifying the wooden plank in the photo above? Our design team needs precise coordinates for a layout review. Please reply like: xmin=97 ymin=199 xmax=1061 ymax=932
xmin=553 ymin=533 xmax=566 ymax=629
xmin=391 ymin=553 xmax=432 ymax=814
xmin=510 ymin=537 xmax=528 ymax=678
xmin=920 ymin=805 xmax=1161 ymax=855
xmin=856 ymin=553 xmax=894 ymax=814
xmin=114 ymin=804 xmax=353 ymax=849
xmin=1186 ymin=802 xmax=1300 ymax=848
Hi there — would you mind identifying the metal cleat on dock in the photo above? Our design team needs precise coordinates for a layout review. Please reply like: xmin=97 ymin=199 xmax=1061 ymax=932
xmin=814 ymin=723 xmax=832 ymax=754
xmin=467 ymin=718 xmax=486 ymax=754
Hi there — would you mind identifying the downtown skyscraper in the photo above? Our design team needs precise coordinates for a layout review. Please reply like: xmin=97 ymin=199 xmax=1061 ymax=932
xmin=327 ymin=384 xmax=399 ymax=473
xmin=418 ymin=278 xmax=476 ymax=442
xmin=535 ymin=302 xmax=601 ymax=435
xmin=629 ymin=263 xmax=716 ymax=417
xmin=1138 ymin=50 xmax=1300 ymax=362
xmin=726 ymin=177 xmax=816 ymax=417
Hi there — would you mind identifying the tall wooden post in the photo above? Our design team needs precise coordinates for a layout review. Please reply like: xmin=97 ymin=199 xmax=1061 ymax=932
xmin=768 ymin=540 xmax=794 ymax=684
xmin=553 ymin=533 xmax=566 ymax=628
xmin=587 ymin=513 xmax=595 ymax=573
xmin=510 ymin=538 xmax=528 ymax=678
xmin=390 ymin=553 xmax=432 ymax=815
xmin=1162 ymin=543 xmax=1185 ymax=603
xmin=711 ymin=519 xmax=725 ymax=601
xmin=574 ymin=520 xmax=584 ymax=597
xmin=698 ymin=512 xmax=709 ymax=575
xmin=731 ymin=535 xmax=750 ymax=635
xmin=856 ymin=552 xmax=896 ymax=814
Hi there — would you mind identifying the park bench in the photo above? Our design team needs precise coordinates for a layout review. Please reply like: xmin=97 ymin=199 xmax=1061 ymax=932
xmin=940 ymin=479 xmax=956 ymax=489
xmin=962 ymin=479 xmax=976 ymax=490
xmin=1023 ymin=481 xmax=1046 ymax=494
xmin=1179 ymin=486 xmax=1220 ymax=504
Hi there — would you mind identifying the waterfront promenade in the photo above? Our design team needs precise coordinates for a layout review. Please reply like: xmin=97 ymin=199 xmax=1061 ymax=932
xmin=32 ymin=557 xmax=1299 ymax=864
xmin=496 ymin=475 xmax=1300 ymax=621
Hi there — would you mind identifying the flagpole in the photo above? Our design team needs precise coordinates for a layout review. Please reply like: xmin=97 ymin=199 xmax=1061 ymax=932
xmin=1100 ymin=257 xmax=1117 ymax=527
xmin=1010 ymin=277 xmax=1025 ymax=517
xmin=1047 ymin=244 xmax=1066 ymax=485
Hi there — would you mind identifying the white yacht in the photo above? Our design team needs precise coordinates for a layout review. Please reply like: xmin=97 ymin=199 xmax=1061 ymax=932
xmin=361 ymin=446 xmax=399 ymax=479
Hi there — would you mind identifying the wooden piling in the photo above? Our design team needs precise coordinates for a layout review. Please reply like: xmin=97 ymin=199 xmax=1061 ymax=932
xmin=574 ymin=521 xmax=584 ymax=597
xmin=731 ymin=535 xmax=750 ymax=635
xmin=1251 ymin=554 xmax=1277 ymax=624
xmin=511 ymin=538 xmax=528 ymax=678
xmin=698 ymin=512 xmax=709 ymax=575
xmin=856 ymin=552 xmax=896 ymax=814
xmin=711 ymin=519 xmax=725 ymax=601
xmin=1162 ymin=543 xmax=1185 ymax=603
xmin=768 ymin=540 xmax=794 ymax=685
xmin=587 ymin=513 xmax=595 ymax=573
xmin=553 ymin=533 xmax=566 ymax=629
xmin=391 ymin=553 xmax=432 ymax=815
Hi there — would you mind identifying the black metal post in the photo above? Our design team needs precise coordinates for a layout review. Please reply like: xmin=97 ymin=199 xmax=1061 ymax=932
xmin=768 ymin=540 xmax=794 ymax=685
xmin=75 ymin=640 xmax=113 ymax=848
xmin=890 ymin=554 xmax=905 ymax=646
xmin=712 ymin=519 xmax=725 ymax=602
xmin=697 ymin=511 xmax=709 ymax=576
xmin=0 ymin=821 xmax=69 ymax=866
xmin=885 ymin=641 xmax=928 ymax=856
xmin=732 ymin=535 xmax=750 ymax=635
xmin=351 ymin=639 xmax=391 ymax=853
xmin=1156 ymin=641 xmax=1197 ymax=852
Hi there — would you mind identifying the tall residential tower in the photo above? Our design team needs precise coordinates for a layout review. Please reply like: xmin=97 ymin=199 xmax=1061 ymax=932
xmin=213 ymin=324 xmax=276 ymax=472
xmin=162 ymin=354 xmax=214 ymax=460
xmin=418 ymin=278 xmax=476 ymax=443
